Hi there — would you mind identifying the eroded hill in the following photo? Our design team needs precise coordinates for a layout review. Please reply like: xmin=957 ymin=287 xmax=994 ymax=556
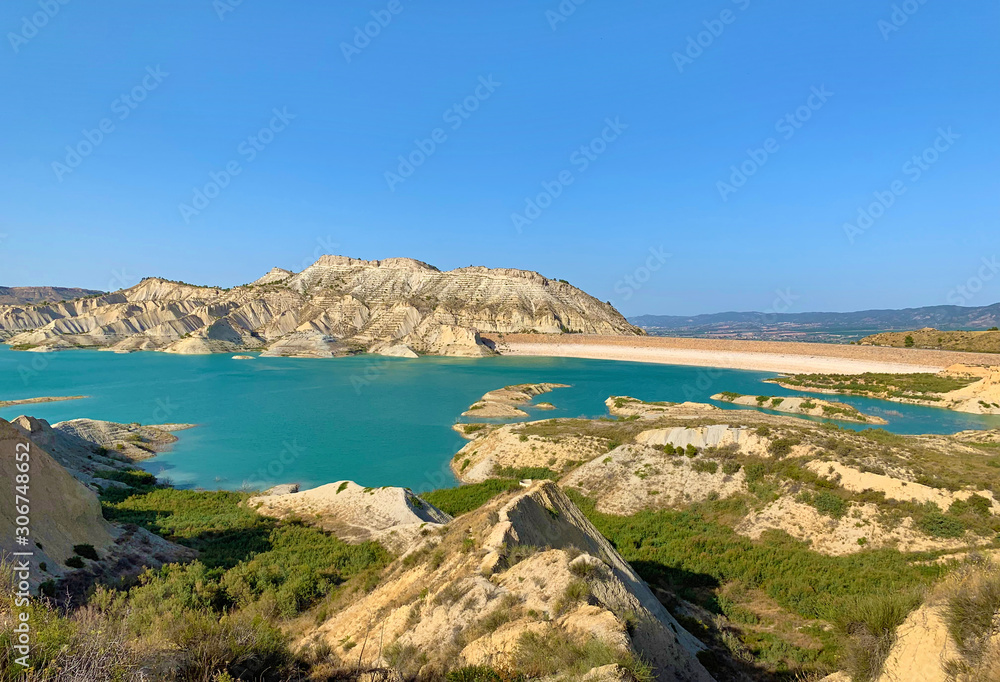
xmin=0 ymin=256 xmax=640 ymax=357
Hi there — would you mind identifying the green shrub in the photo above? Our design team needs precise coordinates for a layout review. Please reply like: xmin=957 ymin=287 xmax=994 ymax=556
xmin=948 ymin=494 xmax=992 ymax=518
xmin=802 ymin=491 xmax=848 ymax=519
xmin=768 ymin=438 xmax=800 ymax=458
xmin=72 ymin=544 xmax=99 ymax=561
xmin=446 ymin=666 xmax=503 ymax=682
xmin=65 ymin=556 xmax=85 ymax=569
xmin=917 ymin=511 xmax=965 ymax=539
xmin=422 ymin=479 xmax=523 ymax=517
xmin=692 ymin=460 xmax=719 ymax=475
xmin=94 ymin=469 xmax=157 ymax=487
xmin=744 ymin=462 xmax=767 ymax=482
xmin=513 ymin=630 xmax=653 ymax=682
xmin=494 ymin=466 xmax=558 ymax=480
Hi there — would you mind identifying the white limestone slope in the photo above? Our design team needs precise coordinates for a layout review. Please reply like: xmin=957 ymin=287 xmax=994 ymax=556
xmin=1 ymin=256 xmax=640 ymax=357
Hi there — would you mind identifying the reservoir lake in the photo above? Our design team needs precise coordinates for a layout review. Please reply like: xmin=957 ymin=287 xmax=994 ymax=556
xmin=2 ymin=346 xmax=998 ymax=492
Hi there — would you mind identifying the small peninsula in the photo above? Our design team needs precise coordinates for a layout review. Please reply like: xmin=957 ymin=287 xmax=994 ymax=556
xmin=711 ymin=392 xmax=888 ymax=424
xmin=461 ymin=382 xmax=570 ymax=418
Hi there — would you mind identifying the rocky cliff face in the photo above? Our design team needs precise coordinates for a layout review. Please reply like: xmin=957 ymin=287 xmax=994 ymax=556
xmin=303 ymin=481 xmax=714 ymax=681
xmin=0 ymin=418 xmax=192 ymax=594
xmin=0 ymin=256 xmax=640 ymax=356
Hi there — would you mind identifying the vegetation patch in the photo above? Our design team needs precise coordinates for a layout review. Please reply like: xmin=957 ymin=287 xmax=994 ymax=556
xmin=568 ymin=490 xmax=945 ymax=624
xmin=422 ymin=479 xmax=523 ymax=517
xmin=493 ymin=466 xmax=559 ymax=481
xmin=770 ymin=372 xmax=977 ymax=400
xmin=835 ymin=590 xmax=924 ymax=682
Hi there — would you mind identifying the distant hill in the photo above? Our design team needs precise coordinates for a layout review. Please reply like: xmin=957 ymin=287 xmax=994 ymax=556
xmin=0 ymin=286 xmax=103 ymax=305
xmin=860 ymin=328 xmax=1000 ymax=354
xmin=630 ymin=304 xmax=1000 ymax=343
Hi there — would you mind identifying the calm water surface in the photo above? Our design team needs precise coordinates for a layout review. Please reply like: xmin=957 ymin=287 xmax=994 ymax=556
xmin=2 ymin=346 xmax=997 ymax=491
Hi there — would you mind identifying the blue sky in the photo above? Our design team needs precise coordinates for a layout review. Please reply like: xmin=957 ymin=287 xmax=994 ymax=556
xmin=1 ymin=1 xmax=997 ymax=316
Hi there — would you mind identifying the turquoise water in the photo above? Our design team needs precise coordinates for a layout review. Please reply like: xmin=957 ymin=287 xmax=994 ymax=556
xmin=2 ymin=346 xmax=998 ymax=492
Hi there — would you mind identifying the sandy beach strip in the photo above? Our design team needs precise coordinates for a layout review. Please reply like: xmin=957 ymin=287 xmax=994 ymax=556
xmin=481 ymin=334 xmax=999 ymax=375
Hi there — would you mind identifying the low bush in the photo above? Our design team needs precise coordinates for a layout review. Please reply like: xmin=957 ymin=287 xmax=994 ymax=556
xmin=422 ymin=479 xmax=523 ymax=516
xmin=835 ymin=590 xmax=923 ymax=682
xmin=513 ymin=630 xmax=653 ymax=681
xmin=941 ymin=561 xmax=1000 ymax=671
xmin=72 ymin=544 xmax=100 ymax=561
xmin=494 ymin=466 xmax=558 ymax=480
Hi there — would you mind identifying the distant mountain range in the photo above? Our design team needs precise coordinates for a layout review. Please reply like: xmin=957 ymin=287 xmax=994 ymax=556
xmin=630 ymin=304 xmax=1000 ymax=342
xmin=0 ymin=286 xmax=103 ymax=306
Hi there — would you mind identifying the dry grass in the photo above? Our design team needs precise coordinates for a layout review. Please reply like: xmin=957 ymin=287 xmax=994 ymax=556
xmin=940 ymin=559 xmax=1000 ymax=681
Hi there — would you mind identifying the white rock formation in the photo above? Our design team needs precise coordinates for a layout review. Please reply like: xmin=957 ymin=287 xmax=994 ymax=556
xmin=0 ymin=256 xmax=640 ymax=357
xmin=635 ymin=425 xmax=771 ymax=456
xmin=248 ymin=481 xmax=451 ymax=553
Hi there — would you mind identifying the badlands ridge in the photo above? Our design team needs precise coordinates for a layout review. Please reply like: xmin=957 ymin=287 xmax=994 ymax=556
xmin=0 ymin=256 xmax=640 ymax=357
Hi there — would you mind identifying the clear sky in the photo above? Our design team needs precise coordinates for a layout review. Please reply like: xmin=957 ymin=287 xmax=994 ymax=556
xmin=1 ymin=1 xmax=997 ymax=316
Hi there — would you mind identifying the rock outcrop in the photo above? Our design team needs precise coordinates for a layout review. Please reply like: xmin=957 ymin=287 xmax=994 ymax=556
xmin=452 ymin=421 xmax=611 ymax=483
xmin=305 ymin=481 xmax=715 ymax=681
xmin=248 ymin=481 xmax=451 ymax=552
xmin=0 ymin=256 xmax=641 ymax=357
xmin=634 ymin=425 xmax=772 ymax=456
xmin=462 ymin=383 xmax=569 ymax=418
xmin=711 ymin=392 xmax=887 ymax=424
xmin=8 ymin=416 xmax=192 ymax=487
xmin=0 ymin=418 xmax=192 ymax=592
xmin=563 ymin=443 xmax=747 ymax=515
